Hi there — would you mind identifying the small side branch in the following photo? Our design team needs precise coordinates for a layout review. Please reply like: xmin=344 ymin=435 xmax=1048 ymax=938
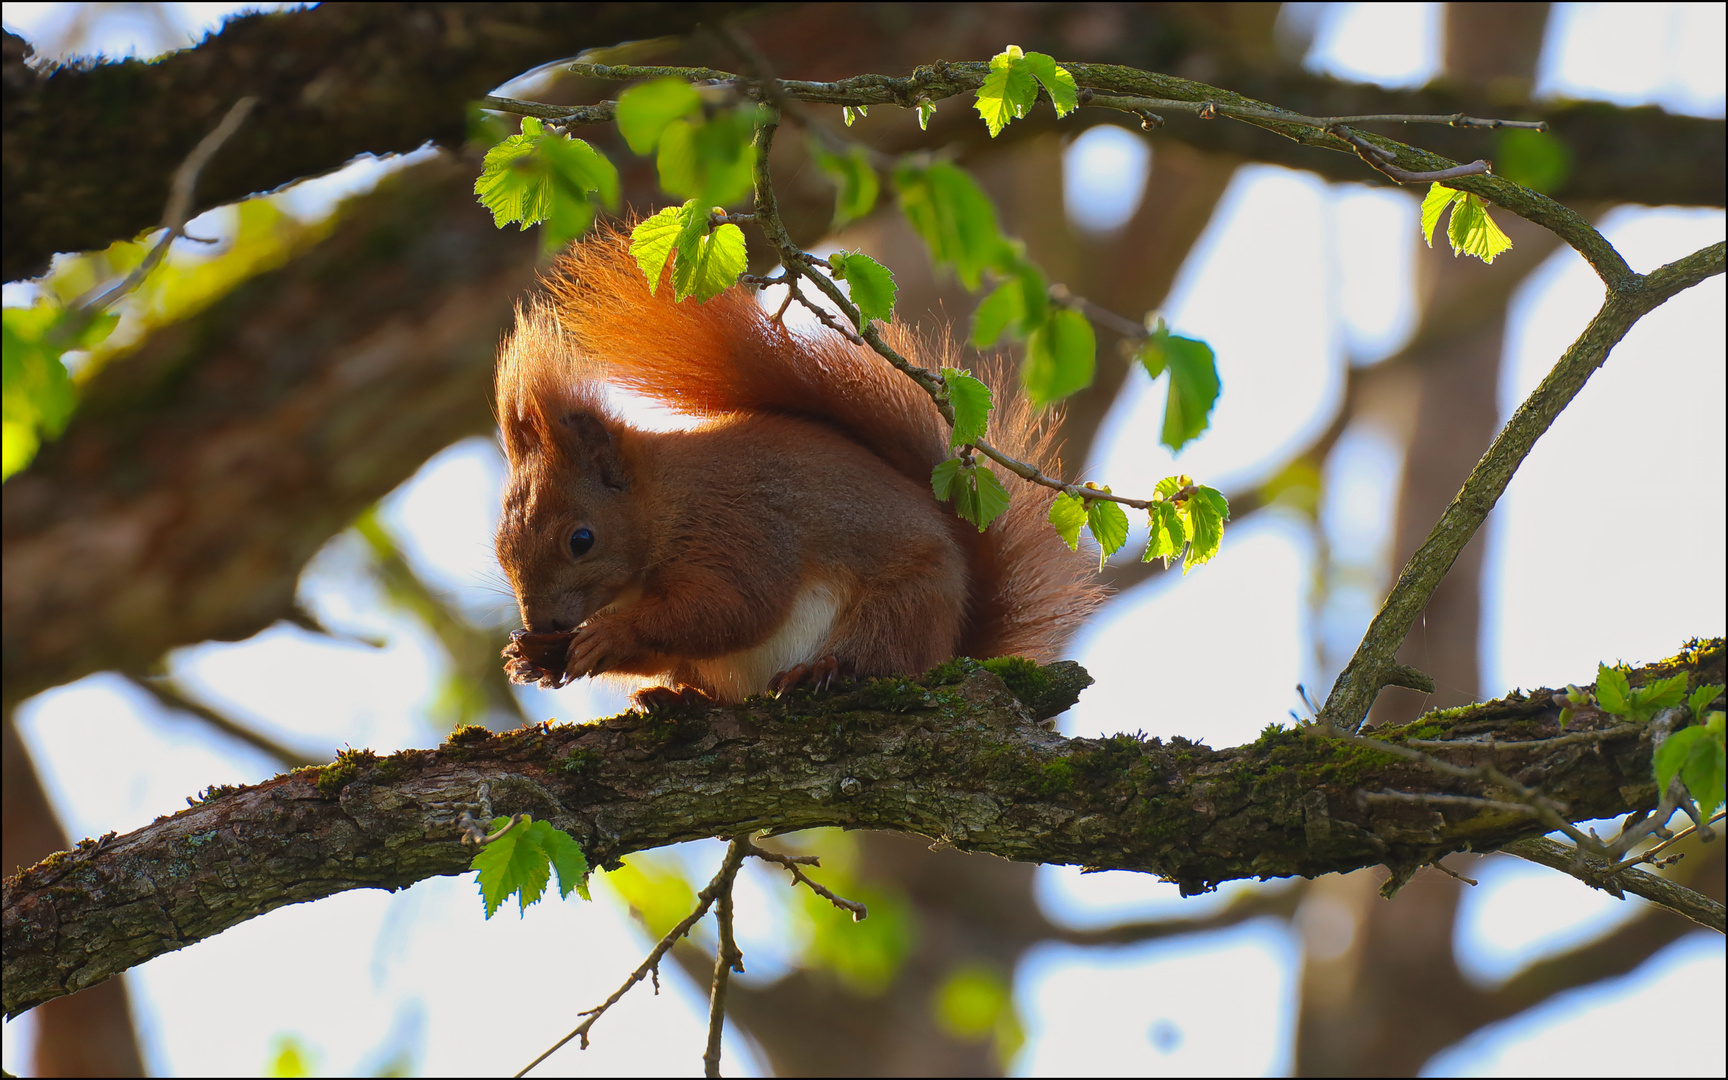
xmin=1319 ymin=242 xmax=1726 ymax=731
xmin=1503 ymin=836 xmax=1725 ymax=934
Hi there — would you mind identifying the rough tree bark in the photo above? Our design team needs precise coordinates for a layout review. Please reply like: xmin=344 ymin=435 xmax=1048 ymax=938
xmin=6 ymin=644 xmax=1720 ymax=1020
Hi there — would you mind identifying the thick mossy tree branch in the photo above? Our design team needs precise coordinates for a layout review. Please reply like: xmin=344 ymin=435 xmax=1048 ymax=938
xmin=1320 ymin=242 xmax=1726 ymax=731
xmin=7 ymin=644 xmax=1722 ymax=1019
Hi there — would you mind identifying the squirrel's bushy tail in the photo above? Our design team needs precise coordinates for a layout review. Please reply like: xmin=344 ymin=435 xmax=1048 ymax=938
xmin=533 ymin=227 xmax=1105 ymax=662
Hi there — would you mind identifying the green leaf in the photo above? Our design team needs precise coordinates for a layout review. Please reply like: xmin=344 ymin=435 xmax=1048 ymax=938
xmin=473 ymin=120 xmax=617 ymax=237
xmin=472 ymin=816 xmax=549 ymax=918
xmin=656 ymin=108 xmax=757 ymax=208
xmin=1048 ymin=492 xmax=1086 ymax=550
xmin=1596 ymin=663 xmax=1632 ymax=715
xmin=971 ymin=280 xmax=1025 ymax=349
xmin=1086 ymin=495 xmax=1130 ymax=568
xmin=1633 ymin=672 xmax=1692 ymax=714
xmin=1181 ymin=486 xmax=1229 ymax=571
xmin=974 ymin=46 xmax=1076 ymax=136
xmin=1023 ymin=307 xmax=1095 ymax=406
xmin=975 ymin=45 xmax=1038 ymax=137
xmin=540 ymin=133 xmax=621 ymax=210
xmin=541 ymin=821 xmax=592 ymax=901
xmin=3 ymin=304 xmax=116 ymax=479
xmin=834 ymin=251 xmax=896 ymax=323
xmin=615 ymin=78 xmax=702 ymax=155
xmin=931 ymin=457 xmax=962 ymax=500
xmin=673 ymin=218 xmax=748 ymax=303
xmin=917 ymin=100 xmax=936 ymax=131
xmin=1420 ymin=183 xmax=1463 ymax=248
xmin=892 ymin=162 xmax=1006 ymax=290
xmin=1687 ymin=684 xmax=1724 ymax=721
xmin=1144 ymin=500 xmax=1188 ymax=565
xmin=842 ymin=104 xmax=868 ymax=128
xmin=932 ymin=458 xmax=1011 ymax=531
xmin=630 ymin=205 xmax=686 ymax=294
xmin=474 ymin=120 xmax=554 ymax=229
xmin=1653 ymin=714 xmax=1726 ymax=821
xmin=1135 ymin=326 xmax=1220 ymax=451
xmin=812 ymin=142 xmax=880 ymax=228
xmin=1446 ymin=192 xmax=1513 ymax=264
xmin=942 ymin=368 xmax=993 ymax=448
xmin=1018 ymin=52 xmax=1079 ymax=117
xmin=471 ymin=816 xmax=592 ymax=918
xmin=1494 ymin=128 xmax=1573 ymax=194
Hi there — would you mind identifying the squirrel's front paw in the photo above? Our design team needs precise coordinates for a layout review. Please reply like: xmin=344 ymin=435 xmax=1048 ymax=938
xmin=565 ymin=618 xmax=631 ymax=679
xmin=503 ymin=629 xmax=575 ymax=688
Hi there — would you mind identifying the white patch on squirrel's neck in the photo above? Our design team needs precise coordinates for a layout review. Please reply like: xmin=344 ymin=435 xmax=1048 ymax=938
xmin=687 ymin=579 xmax=843 ymax=702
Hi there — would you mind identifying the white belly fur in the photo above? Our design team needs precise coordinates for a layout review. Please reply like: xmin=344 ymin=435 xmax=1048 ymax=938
xmin=687 ymin=579 xmax=843 ymax=701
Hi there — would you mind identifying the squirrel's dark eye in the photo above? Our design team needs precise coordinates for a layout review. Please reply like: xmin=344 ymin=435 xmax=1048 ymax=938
xmin=568 ymin=527 xmax=595 ymax=558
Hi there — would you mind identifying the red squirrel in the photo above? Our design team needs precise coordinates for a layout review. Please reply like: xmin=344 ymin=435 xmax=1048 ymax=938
xmin=495 ymin=227 xmax=1103 ymax=706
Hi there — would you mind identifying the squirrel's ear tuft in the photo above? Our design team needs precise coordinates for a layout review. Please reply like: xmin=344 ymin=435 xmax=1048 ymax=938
xmin=559 ymin=410 xmax=630 ymax=492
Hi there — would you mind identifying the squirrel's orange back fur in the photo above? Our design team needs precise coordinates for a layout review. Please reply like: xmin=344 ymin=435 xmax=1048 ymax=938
xmin=502 ymin=226 xmax=1103 ymax=665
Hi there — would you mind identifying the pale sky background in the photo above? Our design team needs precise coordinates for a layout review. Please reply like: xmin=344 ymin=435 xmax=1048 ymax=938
xmin=2 ymin=3 xmax=1724 ymax=1077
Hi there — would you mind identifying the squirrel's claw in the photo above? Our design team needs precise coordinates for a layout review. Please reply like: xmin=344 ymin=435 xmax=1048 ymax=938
xmin=632 ymin=684 xmax=715 ymax=713
xmin=769 ymin=655 xmax=844 ymax=697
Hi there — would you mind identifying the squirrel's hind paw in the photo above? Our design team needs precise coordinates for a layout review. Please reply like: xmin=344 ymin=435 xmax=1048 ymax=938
xmin=768 ymin=655 xmax=846 ymax=697
xmin=632 ymin=685 xmax=715 ymax=713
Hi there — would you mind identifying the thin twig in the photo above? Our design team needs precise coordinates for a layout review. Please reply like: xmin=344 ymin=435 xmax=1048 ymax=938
xmin=1608 ymin=810 xmax=1725 ymax=874
xmin=128 ymin=673 xmax=325 ymax=769
xmin=1405 ymin=724 xmax=1643 ymax=750
xmin=1309 ymin=721 xmax=1596 ymax=849
xmin=703 ymin=838 xmax=750 ymax=1079
xmin=1331 ymin=125 xmax=1492 ymax=184
xmin=78 ymin=96 xmax=258 ymax=316
xmin=516 ymin=841 xmax=747 ymax=1077
xmin=1502 ymin=836 xmax=1725 ymax=934
xmin=743 ymin=839 xmax=869 ymax=920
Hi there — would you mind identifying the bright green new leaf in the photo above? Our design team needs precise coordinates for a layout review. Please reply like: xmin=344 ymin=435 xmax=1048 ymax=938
xmin=1018 ymin=52 xmax=1079 ymax=117
xmin=474 ymin=119 xmax=617 ymax=238
xmin=841 ymin=104 xmax=868 ymax=128
xmin=1687 ymin=684 xmax=1724 ymax=721
xmin=1048 ymin=491 xmax=1087 ymax=550
xmin=1086 ymin=495 xmax=1130 ymax=569
xmin=1637 ymin=672 xmax=1693 ymax=713
xmin=1023 ymin=307 xmax=1095 ymax=407
xmin=3 ymin=305 xmax=117 ymax=479
xmin=975 ymin=46 xmax=1077 ymax=136
xmin=471 ymin=815 xmax=592 ymax=918
xmin=1136 ymin=326 xmax=1220 ymax=451
xmin=656 ymin=108 xmax=757 ymax=208
xmin=976 ymin=46 xmax=1038 ymax=137
xmin=1595 ymin=663 xmax=1632 ymax=715
xmin=812 ymin=142 xmax=880 ymax=227
xmin=673 ymin=219 xmax=748 ymax=303
xmin=893 ymin=162 xmax=1006 ymax=289
xmin=932 ymin=458 xmax=1011 ymax=531
xmin=540 ymin=133 xmax=621 ymax=210
xmin=630 ymin=205 xmax=685 ymax=292
xmin=1420 ymin=183 xmax=1464 ymax=248
xmin=615 ymin=77 xmax=702 ymax=155
xmin=472 ymin=815 xmax=552 ymax=918
xmin=1144 ymin=500 xmax=1187 ymax=565
xmin=1494 ymin=128 xmax=1573 ymax=194
xmin=1654 ymin=721 xmax=1726 ymax=821
xmin=540 ymin=821 xmax=593 ymax=901
xmin=1446 ymin=192 xmax=1513 ymax=264
xmin=917 ymin=100 xmax=937 ymax=131
xmin=1153 ymin=474 xmax=1191 ymax=500
xmin=474 ymin=118 xmax=554 ymax=229
xmin=834 ymin=251 xmax=896 ymax=323
xmin=942 ymin=368 xmax=993 ymax=448
xmin=971 ymin=279 xmax=1025 ymax=348
xmin=1181 ymin=485 xmax=1229 ymax=571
